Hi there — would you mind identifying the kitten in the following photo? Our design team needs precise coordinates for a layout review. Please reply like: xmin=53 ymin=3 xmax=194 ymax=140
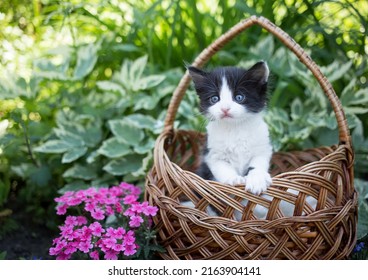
xmin=188 ymin=61 xmax=273 ymax=195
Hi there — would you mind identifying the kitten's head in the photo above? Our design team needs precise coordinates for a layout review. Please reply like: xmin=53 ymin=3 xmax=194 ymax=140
xmin=188 ymin=61 xmax=269 ymax=122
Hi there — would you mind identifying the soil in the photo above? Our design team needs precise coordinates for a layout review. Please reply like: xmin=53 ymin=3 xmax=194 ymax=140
xmin=0 ymin=189 xmax=59 ymax=261
xmin=0 ymin=210 xmax=56 ymax=260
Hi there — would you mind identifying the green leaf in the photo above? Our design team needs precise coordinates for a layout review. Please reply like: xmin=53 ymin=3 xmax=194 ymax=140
xmin=86 ymin=151 xmax=99 ymax=164
xmin=291 ymin=98 xmax=303 ymax=120
xmin=54 ymin=128 xmax=85 ymax=147
xmin=290 ymin=127 xmax=311 ymax=140
xmin=356 ymin=179 xmax=368 ymax=239
xmin=91 ymin=174 xmax=117 ymax=188
xmin=108 ymin=120 xmax=144 ymax=144
xmin=10 ymin=163 xmax=33 ymax=179
xmin=0 ymin=75 xmax=29 ymax=99
xmin=112 ymin=44 xmax=140 ymax=52
xmin=306 ymin=114 xmax=328 ymax=128
xmin=96 ymin=81 xmax=126 ymax=96
xmin=33 ymin=59 xmax=69 ymax=80
xmin=325 ymin=60 xmax=352 ymax=83
xmin=340 ymin=78 xmax=357 ymax=106
xmin=132 ymin=75 xmax=165 ymax=91
xmin=348 ymin=88 xmax=368 ymax=105
xmin=29 ymin=165 xmax=52 ymax=188
xmin=314 ymin=128 xmax=338 ymax=146
xmin=250 ymin=35 xmax=274 ymax=60
xmin=80 ymin=126 xmax=103 ymax=148
xmin=34 ymin=140 xmax=71 ymax=153
xmin=73 ymin=43 xmax=100 ymax=80
xmin=129 ymin=55 xmax=148 ymax=83
xmin=62 ymin=146 xmax=88 ymax=163
xmin=58 ymin=181 xmax=90 ymax=194
xmin=268 ymin=120 xmax=284 ymax=134
xmin=125 ymin=114 xmax=157 ymax=130
xmin=97 ymin=137 xmax=131 ymax=158
xmin=344 ymin=107 xmax=368 ymax=115
xmin=133 ymin=94 xmax=159 ymax=111
xmin=132 ymin=152 xmax=152 ymax=177
xmin=325 ymin=114 xmax=338 ymax=129
xmin=63 ymin=164 xmax=96 ymax=180
xmin=134 ymin=138 xmax=155 ymax=154
xmin=103 ymin=154 xmax=144 ymax=176
xmin=0 ymin=120 xmax=9 ymax=137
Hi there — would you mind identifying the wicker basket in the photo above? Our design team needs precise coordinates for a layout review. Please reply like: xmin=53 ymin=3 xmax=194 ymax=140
xmin=145 ymin=16 xmax=357 ymax=260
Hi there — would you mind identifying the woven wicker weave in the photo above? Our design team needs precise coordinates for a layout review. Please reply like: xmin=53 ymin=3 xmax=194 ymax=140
xmin=145 ymin=15 xmax=357 ymax=260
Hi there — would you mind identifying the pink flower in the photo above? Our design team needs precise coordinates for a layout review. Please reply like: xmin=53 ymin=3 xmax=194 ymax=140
xmin=113 ymin=243 xmax=124 ymax=251
xmin=85 ymin=188 xmax=96 ymax=196
xmin=104 ymin=250 xmax=118 ymax=260
xmin=65 ymin=216 xmax=77 ymax=226
xmin=112 ymin=227 xmax=126 ymax=239
xmin=123 ymin=231 xmax=135 ymax=246
xmin=91 ymin=208 xmax=105 ymax=220
xmin=56 ymin=204 xmax=68 ymax=215
xmin=60 ymin=225 xmax=73 ymax=239
xmin=123 ymin=195 xmax=138 ymax=205
xmin=76 ymin=216 xmax=88 ymax=226
xmin=50 ymin=182 xmax=158 ymax=260
xmin=49 ymin=247 xmax=59 ymax=256
xmin=80 ymin=226 xmax=93 ymax=241
xmin=85 ymin=202 xmax=96 ymax=212
xmin=55 ymin=239 xmax=67 ymax=251
xmin=52 ymin=237 xmax=61 ymax=245
xmin=105 ymin=227 xmax=115 ymax=237
xmin=64 ymin=245 xmax=77 ymax=255
xmin=123 ymin=244 xmax=137 ymax=256
xmin=55 ymin=191 xmax=73 ymax=203
xmin=110 ymin=186 xmax=123 ymax=197
xmin=78 ymin=241 xmax=93 ymax=253
xmin=103 ymin=238 xmax=117 ymax=249
xmin=115 ymin=202 xmax=123 ymax=213
xmin=143 ymin=206 xmax=158 ymax=216
xmin=90 ymin=250 xmax=99 ymax=260
xmin=68 ymin=197 xmax=82 ymax=206
xmin=105 ymin=206 xmax=114 ymax=216
xmin=56 ymin=252 xmax=72 ymax=260
xmin=129 ymin=215 xmax=143 ymax=228
xmin=89 ymin=222 xmax=105 ymax=237
xmin=123 ymin=208 xmax=135 ymax=217
xmin=131 ymin=203 xmax=144 ymax=213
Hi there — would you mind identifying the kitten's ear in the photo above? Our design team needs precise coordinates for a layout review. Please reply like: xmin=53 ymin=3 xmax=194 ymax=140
xmin=246 ymin=61 xmax=269 ymax=84
xmin=187 ymin=66 xmax=207 ymax=84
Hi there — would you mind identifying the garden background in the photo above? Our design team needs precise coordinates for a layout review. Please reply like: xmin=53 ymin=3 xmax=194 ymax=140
xmin=0 ymin=0 xmax=367 ymax=259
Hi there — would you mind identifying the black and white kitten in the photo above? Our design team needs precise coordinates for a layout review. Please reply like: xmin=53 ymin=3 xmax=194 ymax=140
xmin=188 ymin=61 xmax=272 ymax=195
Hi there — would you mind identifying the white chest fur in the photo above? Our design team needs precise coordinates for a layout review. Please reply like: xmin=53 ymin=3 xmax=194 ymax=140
xmin=205 ymin=115 xmax=271 ymax=176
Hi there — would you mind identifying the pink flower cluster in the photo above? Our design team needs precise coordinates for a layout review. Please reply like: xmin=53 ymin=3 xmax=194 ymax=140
xmin=49 ymin=182 xmax=158 ymax=260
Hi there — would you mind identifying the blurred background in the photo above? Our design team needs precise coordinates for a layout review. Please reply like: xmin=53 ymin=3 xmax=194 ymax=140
xmin=0 ymin=0 xmax=367 ymax=259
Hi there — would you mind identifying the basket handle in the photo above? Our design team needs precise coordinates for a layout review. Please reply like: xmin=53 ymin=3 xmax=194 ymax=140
xmin=163 ymin=15 xmax=351 ymax=147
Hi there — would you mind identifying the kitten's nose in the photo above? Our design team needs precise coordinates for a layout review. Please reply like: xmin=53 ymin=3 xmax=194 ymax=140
xmin=221 ymin=108 xmax=230 ymax=114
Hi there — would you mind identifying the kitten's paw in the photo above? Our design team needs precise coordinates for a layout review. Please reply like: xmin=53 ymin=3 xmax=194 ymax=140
xmin=222 ymin=175 xmax=246 ymax=186
xmin=245 ymin=169 xmax=272 ymax=195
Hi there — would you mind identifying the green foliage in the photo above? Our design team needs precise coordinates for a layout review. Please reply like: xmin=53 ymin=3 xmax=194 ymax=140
xmin=0 ymin=0 xmax=367 ymax=258
xmin=0 ymin=215 xmax=19 ymax=241
xmin=356 ymin=179 xmax=368 ymax=240
xmin=0 ymin=251 xmax=7 ymax=260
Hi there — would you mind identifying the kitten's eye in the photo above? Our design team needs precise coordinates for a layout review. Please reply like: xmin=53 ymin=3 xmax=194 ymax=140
xmin=210 ymin=96 xmax=219 ymax=103
xmin=235 ymin=94 xmax=245 ymax=102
